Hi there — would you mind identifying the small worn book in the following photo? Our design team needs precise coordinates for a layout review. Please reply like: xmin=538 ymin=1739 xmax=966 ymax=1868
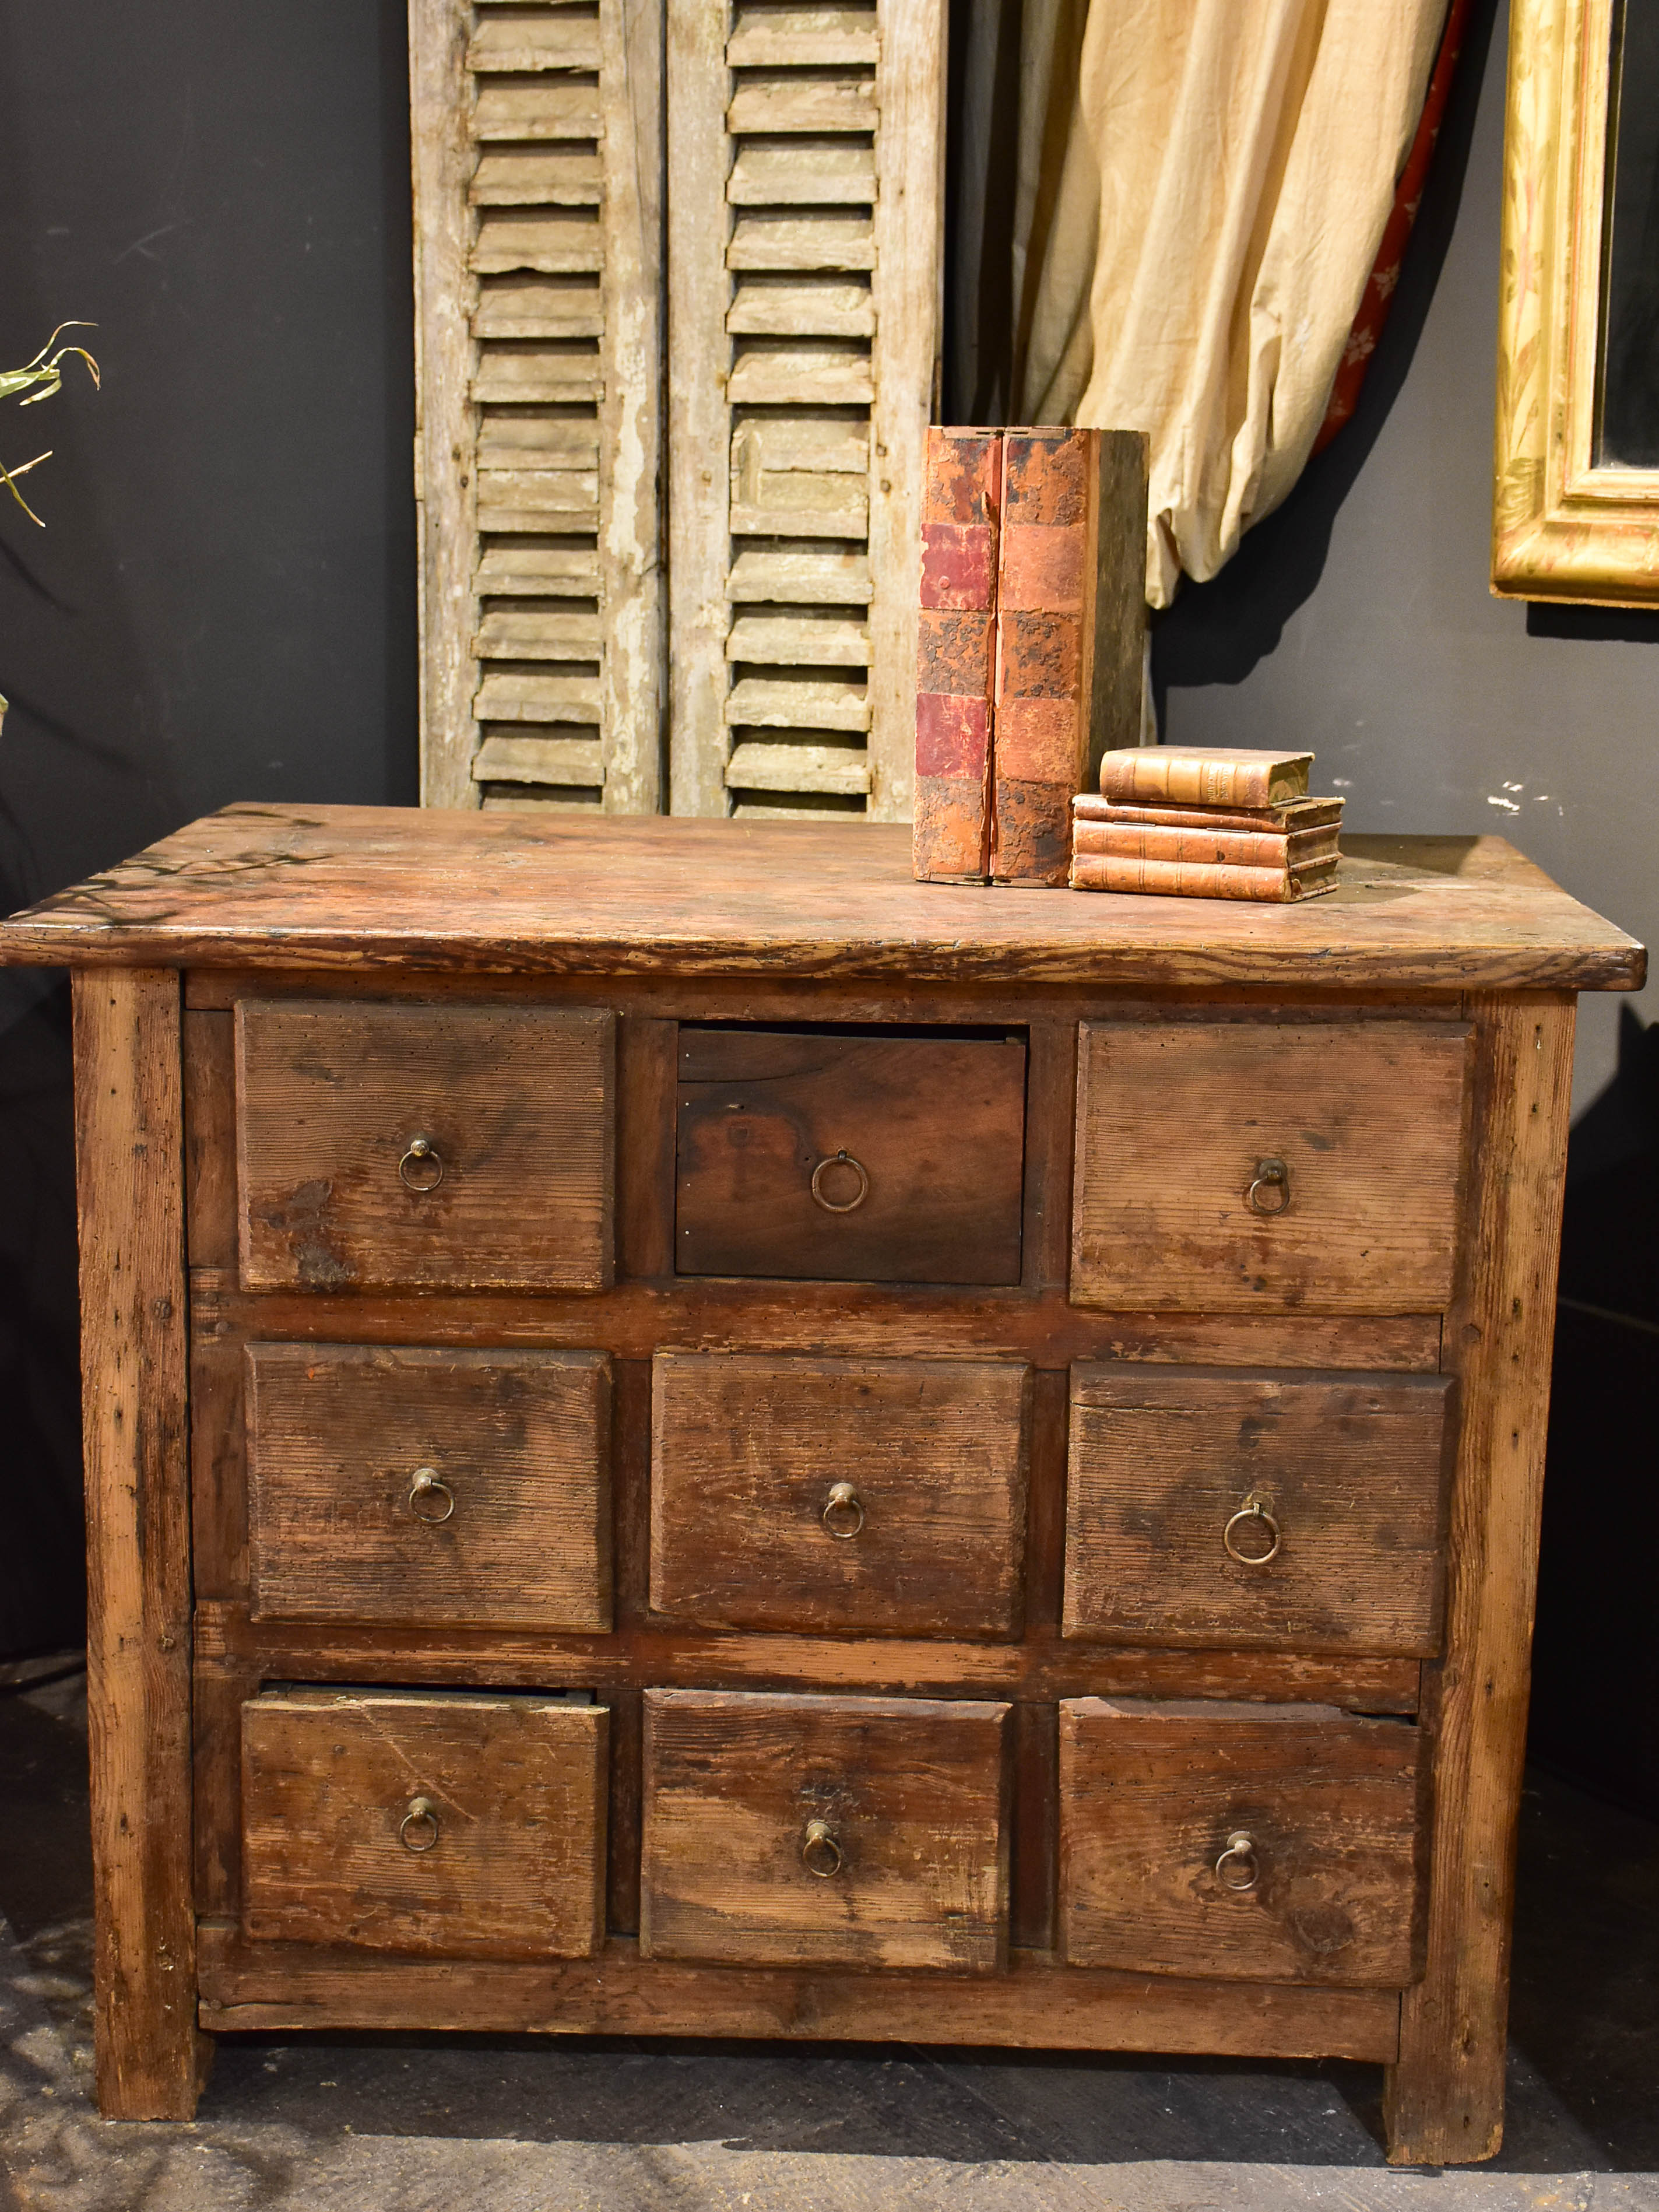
xmin=1097 ymin=746 xmax=1313 ymax=809
xmin=1070 ymin=851 xmax=1340 ymax=901
xmin=1073 ymin=792 xmax=1344 ymax=836
xmin=1072 ymin=819 xmax=1340 ymax=871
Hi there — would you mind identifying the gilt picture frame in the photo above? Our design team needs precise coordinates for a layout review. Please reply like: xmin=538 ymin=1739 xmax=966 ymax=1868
xmin=1494 ymin=0 xmax=1659 ymax=604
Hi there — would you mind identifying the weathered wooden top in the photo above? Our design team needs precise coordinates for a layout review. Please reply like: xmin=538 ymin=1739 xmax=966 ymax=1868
xmin=0 ymin=805 xmax=1643 ymax=992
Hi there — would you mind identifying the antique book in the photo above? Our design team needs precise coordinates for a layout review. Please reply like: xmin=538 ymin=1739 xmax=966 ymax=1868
xmin=1070 ymin=851 xmax=1340 ymax=902
xmin=1073 ymin=820 xmax=1341 ymax=871
xmin=991 ymin=428 xmax=1148 ymax=889
xmin=1073 ymin=792 xmax=1344 ymax=835
xmin=913 ymin=428 xmax=1003 ymax=883
xmin=1098 ymin=746 xmax=1313 ymax=809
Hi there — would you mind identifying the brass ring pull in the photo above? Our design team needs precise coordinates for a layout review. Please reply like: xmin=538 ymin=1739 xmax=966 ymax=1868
xmin=1247 ymin=1156 xmax=1289 ymax=1215
xmin=399 ymin=1135 xmax=445 ymax=1194
xmin=802 ymin=1818 xmax=843 ymax=1878
xmin=1215 ymin=1830 xmax=1260 ymax=1892
xmin=821 ymin=1481 xmax=865 ymax=1540
xmin=810 ymin=1149 xmax=870 ymax=1214
xmin=408 ymin=1467 xmax=455 ymax=1525
xmin=399 ymin=1796 xmax=441 ymax=1854
xmin=1222 ymin=1494 xmax=1281 ymax=1567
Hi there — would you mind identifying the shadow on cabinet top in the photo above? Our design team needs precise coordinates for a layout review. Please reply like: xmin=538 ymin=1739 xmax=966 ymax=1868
xmin=0 ymin=805 xmax=1643 ymax=995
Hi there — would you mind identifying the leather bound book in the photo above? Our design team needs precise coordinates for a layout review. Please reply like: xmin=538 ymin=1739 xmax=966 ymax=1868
xmin=1098 ymin=747 xmax=1313 ymax=809
xmin=913 ymin=429 xmax=1003 ymax=883
xmin=1070 ymin=850 xmax=1340 ymax=901
xmin=992 ymin=429 xmax=1148 ymax=889
xmin=1073 ymin=820 xmax=1341 ymax=871
xmin=1073 ymin=792 xmax=1344 ymax=836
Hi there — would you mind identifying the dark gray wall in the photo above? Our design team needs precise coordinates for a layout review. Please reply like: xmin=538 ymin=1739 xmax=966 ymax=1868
xmin=0 ymin=0 xmax=417 ymax=1651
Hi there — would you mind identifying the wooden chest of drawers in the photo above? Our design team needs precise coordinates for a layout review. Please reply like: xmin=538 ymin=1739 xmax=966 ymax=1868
xmin=4 ymin=807 xmax=1642 ymax=2165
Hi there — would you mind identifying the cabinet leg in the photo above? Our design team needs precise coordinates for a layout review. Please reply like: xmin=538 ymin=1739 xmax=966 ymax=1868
xmin=1382 ymin=996 xmax=1577 ymax=2165
xmin=75 ymin=969 xmax=202 ymax=2119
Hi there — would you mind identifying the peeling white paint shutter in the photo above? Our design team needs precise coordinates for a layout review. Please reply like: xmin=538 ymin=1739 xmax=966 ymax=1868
xmin=666 ymin=0 xmax=944 ymax=820
xmin=410 ymin=0 xmax=663 ymax=813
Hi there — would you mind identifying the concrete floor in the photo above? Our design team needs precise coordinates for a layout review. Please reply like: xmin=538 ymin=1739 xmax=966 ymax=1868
xmin=2 ymin=1662 xmax=1656 ymax=2211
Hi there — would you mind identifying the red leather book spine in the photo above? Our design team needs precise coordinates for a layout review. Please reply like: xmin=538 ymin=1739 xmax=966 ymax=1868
xmin=913 ymin=429 xmax=1002 ymax=883
xmin=990 ymin=429 xmax=1089 ymax=887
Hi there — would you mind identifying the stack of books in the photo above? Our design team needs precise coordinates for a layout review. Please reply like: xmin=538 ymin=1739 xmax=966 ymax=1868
xmin=1071 ymin=747 xmax=1343 ymax=903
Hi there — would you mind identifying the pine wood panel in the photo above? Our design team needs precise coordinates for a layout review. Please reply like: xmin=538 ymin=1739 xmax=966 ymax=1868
xmin=72 ymin=968 xmax=207 ymax=2119
xmin=196 ymin=1926 xmax=1402 ymax=2060
xmin=241 ymin=1688 xmax=608 ymax=1958
xmin=5 ymin=810 xmax=1641 ymax=991
xmin=1059 ymin=1700 xmax=1426 ymax=1987
xmin=1072 ymin=1019 xmax=1474 ymax=1312
xmin=236 ymin=999 xmax=614 ymax=1290
xmin=666 ymin=0 xmax=944 ymax=818
xmin=245 ymin=1344 xmax=611 ymax=1630
xmin=674 ymin=1023 xmax=1027 ymax=1283
xmin=1385 ymin=995 xmax=1578 ymax=2164
xmin=649 ymin=1353 xmax=1029 ymax=1635
xmin=639 ymin=1689 xmax=1010 ymax=1968
xmin=410 ymin=0 xmax=662 ymax=813
xmin=1063 ymin=1367 xmax=1454 ymax=1656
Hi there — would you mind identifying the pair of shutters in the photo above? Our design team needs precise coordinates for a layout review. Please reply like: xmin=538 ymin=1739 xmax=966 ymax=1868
xmin=410 ymin=0 xmax=944 ymax=821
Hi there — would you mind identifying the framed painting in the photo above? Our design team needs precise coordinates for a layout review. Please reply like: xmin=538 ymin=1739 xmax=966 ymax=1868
xmin=1495 ymin=0 xmax=1659 ymax=603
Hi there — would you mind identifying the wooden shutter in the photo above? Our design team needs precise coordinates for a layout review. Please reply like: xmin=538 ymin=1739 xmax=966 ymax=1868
xmin=410 ymin=0 xmax=663 ymax=812
xmin=666 ymin=0 xmax=945 ymax=819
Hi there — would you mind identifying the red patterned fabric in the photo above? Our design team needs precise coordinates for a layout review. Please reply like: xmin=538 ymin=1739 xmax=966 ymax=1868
xmin=1312 ymin=0 xmax=1474 ymax=455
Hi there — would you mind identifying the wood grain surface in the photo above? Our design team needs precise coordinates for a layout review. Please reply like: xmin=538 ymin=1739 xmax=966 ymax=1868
xmin=0 ymin=808 xmax=1641 ymax=992
xmin=1071 ymin=1019 xmax=1473 ymax=1312
xmin=640 ymin=1689 xmax=1010 ymax=1970
xmin=236 ymin=998 xmax=614 ymax=1290
xmin=196 ymin=1926 xmax=1401 ymax=2059
xmin=73 ymin=968 xmax=208 ymax=2118
xmin=1384 ymin=994 xmax=1578 ymax=2164
xmin=196 ymin=1605 xmax=1423 ymax=1709
xmin=241 ymin=1688 xmax=607 ymax=1958
xmin=1059 ymin=1699 xmax=1425 ymax=1986
xmin=649 ymin=1353 xmax=1029 ymax=1636
xmin=675 ymin=1023 xmax=1026 ymax=1283
xmin=245 ymin=1343 xmax=611 ymax=1630
xmin=1063 ymin=1367 xmax=1454 ymax=1655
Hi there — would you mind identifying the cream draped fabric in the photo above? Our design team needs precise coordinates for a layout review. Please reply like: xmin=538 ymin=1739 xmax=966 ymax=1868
xmin=1020 ymin=0 xmax=1447 ymax=606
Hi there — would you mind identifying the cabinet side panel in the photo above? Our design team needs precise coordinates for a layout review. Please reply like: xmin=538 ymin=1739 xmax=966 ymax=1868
xmin=1384 ymin=992 xmax=1576 ymax=2164
xmin=73 ymin=967 xmax=205 ymax=2118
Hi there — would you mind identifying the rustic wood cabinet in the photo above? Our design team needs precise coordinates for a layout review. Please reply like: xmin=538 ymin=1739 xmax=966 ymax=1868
xmin=2 ymin=807 xmax=1642 ymax=2164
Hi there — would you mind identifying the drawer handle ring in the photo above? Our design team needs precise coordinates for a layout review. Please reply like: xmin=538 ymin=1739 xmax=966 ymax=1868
xmin=408 ymin=1468 xmax=455 ymax=1525
xmin=810 ymin=1149 xmax=870 ymax=1214
xmin=802 ymin=1818 xmax=843 ymax=1879
xmin=399 ymin=1796 xmax=441 ymax=1854
xmin=1222 ymin=1495 xmax=1281 ymax=1567
xmin=821 ymin=1481 xmax=865 ymax=1540
xmin=399 ymin=1135 xmax=445 ymax=1194
xmin=1247 ymin=1156 xmax=1290 ymax=1215
xmin=1215 ymin=1830 xmax=1259 ymax=1893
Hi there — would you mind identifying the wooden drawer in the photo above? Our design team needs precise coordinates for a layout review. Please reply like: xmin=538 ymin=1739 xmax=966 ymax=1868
xmin=675 ymin=1024 xmax=1026 ymax=1283
xmin=236 ymin=999 xmax=614 ymax=1290
xmin=649 ymin=1353 xmax=1029 ymax=1638
xmin=241 ymin=1688 xmax=608 ymax=1959
xmin=245 ymin=1343 xmax=611 ymax=1630
xmin=1070 ymin=1019 xmax=1471 ymax=1311
xmin=1059 ymin=1699 xmax=1424 ymax=1986
xmin=1063 ymin=1365 xmax=1453 ymax=1655
xmin=639 ymin=1690 xmax=1011 ymax=1970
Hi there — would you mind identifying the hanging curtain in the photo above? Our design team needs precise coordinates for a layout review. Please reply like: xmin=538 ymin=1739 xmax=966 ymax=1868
xmin=1020 ymin=0 xmax=1450 ymax=606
